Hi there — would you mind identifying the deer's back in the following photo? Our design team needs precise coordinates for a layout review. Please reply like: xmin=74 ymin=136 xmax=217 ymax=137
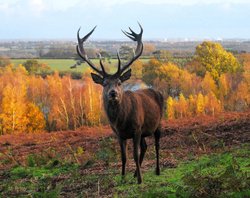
xmin=135 ymin=88 xmax=164 ymax=117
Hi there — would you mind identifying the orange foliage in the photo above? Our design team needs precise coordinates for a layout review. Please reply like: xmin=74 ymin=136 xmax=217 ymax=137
xmin=0 ymin=51 xmax=249 ymax=133
xmin=0 ymin=65 xmax=45 ymax=134
xmin=165 ymin=92 xmax=223 ymax=120
xmin=0 ymin=65 xmax=104 ymax=134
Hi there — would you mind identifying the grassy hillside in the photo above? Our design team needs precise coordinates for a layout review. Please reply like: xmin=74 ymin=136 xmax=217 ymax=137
xmin=0 ymin=111 xmax=249 ymax=197
xmin=0 ymin=144 xmax=249 ymax=197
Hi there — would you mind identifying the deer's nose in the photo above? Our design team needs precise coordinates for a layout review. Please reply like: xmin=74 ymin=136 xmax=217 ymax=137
xmin=109 ymin=90 xmax=117 ymax=98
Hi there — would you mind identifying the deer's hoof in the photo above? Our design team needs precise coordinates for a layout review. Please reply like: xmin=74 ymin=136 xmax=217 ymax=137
xmin=134 ymin=170 xmax=137 ymax=178
xmin=156 ymin=168 xmax=160 ymax=175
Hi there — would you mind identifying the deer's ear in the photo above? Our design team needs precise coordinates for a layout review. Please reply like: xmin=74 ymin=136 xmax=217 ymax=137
xmin=120 ymin=69 xmax=132 ymax=82
xmin=91 ymin=73 xmax=103 ymax=85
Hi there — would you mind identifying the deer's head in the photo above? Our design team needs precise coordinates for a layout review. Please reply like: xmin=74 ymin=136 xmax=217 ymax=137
xmin=76 ymin=24 xmax=143 ymax=105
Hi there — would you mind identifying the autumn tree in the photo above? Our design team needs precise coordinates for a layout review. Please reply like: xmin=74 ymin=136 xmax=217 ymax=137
xmin=180 ymin=69 xmax=201 ymax=97
xmin=27 ymin=75 xmax=48 ymax=109
xmin=186 ymin=58 xmax=206 ymax=77
xmin=166 ymin=96 xmax=174 ymax=120
xmin=178 ymin=93 xmax=188 ymax=118
xmin=188 ymin=95 xmax=196 ymax=116
xmin=201 ymin=72 xmax=218 ymax=95
xmin=196 ymin=92 xmax=205 ymax=114
xmin=46 ymin=72 xmax=64 ymax=130
xmin=157 ymin=62 xmax=182 ymax=97
xmin=205 ymin=92 xmax=222 ymax=115
xmin=131 ymin=60 xmax=143 ymax=79
xmin=83 ymin=77 xmax=103 ymax=126
xmin=61 ymin=75 xmax=78 ymax=129
xmin=0 ymin=65 xmax=28 ymax=134
xmin=142 ymin=58 xmax=162 ymax=86
xmin=142 ymin=58 xmax=199 ymax=98
xmin=1 ymin=83 xmax=28 ymax=134
xmin=236 ymin=81 xmax=250 ymax=109
xmin=194 ymin=41 xmax=242 ymax=81
xmin=217 ymin=73 xmax=231 ymax=109
xmin=26 ymin=103 xmax=46 ymax=133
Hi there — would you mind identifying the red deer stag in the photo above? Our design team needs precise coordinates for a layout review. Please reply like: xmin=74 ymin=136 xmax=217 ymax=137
xmin=76 ymin=24 xmax=163 ymax=184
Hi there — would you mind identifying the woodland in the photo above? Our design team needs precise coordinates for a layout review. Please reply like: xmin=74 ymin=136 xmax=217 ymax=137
xmin=0 ymin=41 xmax=249 ymax=197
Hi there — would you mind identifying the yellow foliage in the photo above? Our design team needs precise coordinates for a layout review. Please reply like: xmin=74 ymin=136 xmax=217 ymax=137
xmin=166 ymin=96 xmax=175 ymax=120
xmin=131 ymin=60 xmax=143 ymax=79
xmin=26 ymin=103 xmax=45 ymax=133
xmin=195 ymin=41 xmax=241 ymax=81
xmin=84 ymin=77 xmax=102 ymax=125
xmin=188 ymin=95 xmax=196 ymax=116
xmin=202 ymin=72 xmax=217 ymax=95
xmin=178 ymin=93 xmax=188 ymax=118
xmin=1 ymin=83 xmax=28 ymax=134
xmin=205 ymin=92 xmax=222 ymax=115
xmin=196 ymin=93 xmax=205 ymax=114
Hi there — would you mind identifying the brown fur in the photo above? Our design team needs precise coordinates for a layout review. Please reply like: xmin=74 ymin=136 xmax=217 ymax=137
xmin=106 ymin=89 xmax=163 ymax=138
xmin=103 ymin=88 xmax=163 ymax=183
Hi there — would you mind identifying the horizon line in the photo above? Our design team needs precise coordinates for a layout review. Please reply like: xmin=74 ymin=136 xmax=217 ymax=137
xmin=1 ymin=37 xmax=250 ymax=42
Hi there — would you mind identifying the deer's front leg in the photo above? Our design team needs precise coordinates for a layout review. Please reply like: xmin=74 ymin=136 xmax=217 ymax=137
xmin=134 ymin=137 xmax=147 ymax=177
xmin=133 ymin=133 xmax=142 ymax=184
xmin=119 ymin=139 xmax=127 ymax=177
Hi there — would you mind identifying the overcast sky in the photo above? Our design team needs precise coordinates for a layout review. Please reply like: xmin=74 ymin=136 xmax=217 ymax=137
xmin=0 ymin=0 xmax=250 ymax=40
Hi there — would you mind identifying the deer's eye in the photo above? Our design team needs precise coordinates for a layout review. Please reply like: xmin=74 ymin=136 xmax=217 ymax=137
xmin=118 ymin=81 xmax=122 ymax=86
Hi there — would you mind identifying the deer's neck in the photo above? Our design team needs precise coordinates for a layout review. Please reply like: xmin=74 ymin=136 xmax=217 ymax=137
xmin=104 ymin=100 xmax=120 ymax=123
xmin=103 ymin=93 xmax=128 ymax=125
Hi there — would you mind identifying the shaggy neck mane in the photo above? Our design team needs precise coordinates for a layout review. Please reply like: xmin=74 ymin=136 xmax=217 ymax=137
xmin=104 ymin=92 xmax=131 ymax=125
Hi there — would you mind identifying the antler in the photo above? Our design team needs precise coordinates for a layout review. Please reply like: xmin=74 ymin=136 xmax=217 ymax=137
xmin=116 ymin=23 xmax=143 ymax=75
xmin=76 ymin=26 xmax=106 ymax=76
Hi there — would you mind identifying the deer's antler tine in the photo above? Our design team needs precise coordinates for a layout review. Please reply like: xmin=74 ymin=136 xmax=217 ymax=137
xmin=78 ymin=26 xmax=96 ymax=43
xmin=117 ymin=50 xmax=121 ymax=74
xmin=119 ymin=23 xmax=144 ymax=74
xmin=129 ymin=27 xmax=137 ymax=36
xmin=76 ymin=26 xmax=105 ymax=76
xmin=122 ymin=30 xmax=136 ymax=41
xmin=98 ymin=53 xmax=106 ymax=75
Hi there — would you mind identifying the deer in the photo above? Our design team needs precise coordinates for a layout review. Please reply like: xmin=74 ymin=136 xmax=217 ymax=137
xmin=76 ymin=23 xmax=164 ymax=184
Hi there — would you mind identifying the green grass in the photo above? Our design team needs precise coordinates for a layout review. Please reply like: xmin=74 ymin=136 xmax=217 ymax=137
xmin=10 ymin=57 xmax=191 ymax=74
xmin=0 ymin=162 xmax=78 ymax=197
xmin=113 ymin=144 xmax=250 ymax=197
xmin=11 ymin=58 xmax=151 ymax=73
xmin=0 ymin=144 xmax=249 ymax=197
xmin=11 ymin=59 xmax=123 ymax=73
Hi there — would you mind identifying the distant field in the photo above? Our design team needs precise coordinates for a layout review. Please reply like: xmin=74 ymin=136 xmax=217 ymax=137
xmin=11 ymin=59 xmax=122 ymax=73
xmin=10 ymin=58 xmax=195 ymax=76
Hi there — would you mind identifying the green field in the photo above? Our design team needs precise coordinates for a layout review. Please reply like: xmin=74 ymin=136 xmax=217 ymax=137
xmin=11 ymin=59 xmax=152 ymax=73
xmin=11 ymin=59 xmax=121 ymax=73
xmin=11 ymin=58 xmax=152 ymax=74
